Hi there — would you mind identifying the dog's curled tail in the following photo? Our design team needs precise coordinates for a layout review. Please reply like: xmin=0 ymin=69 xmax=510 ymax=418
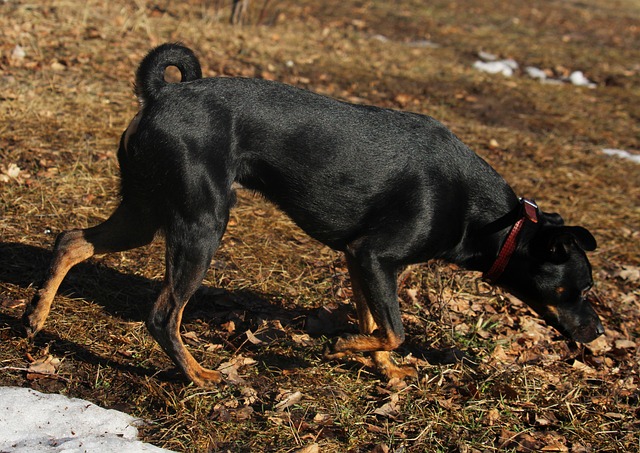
xmin=134 ymin=43 xmax=202 ymax=105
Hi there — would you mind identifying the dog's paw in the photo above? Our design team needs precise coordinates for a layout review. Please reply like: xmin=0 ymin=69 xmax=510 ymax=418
xmin=383 ymin=364 xmax=418 ymax=380
xmin=22 ymin=310 xmax=44 ymax=339
xmin=372 ymin=351 xmax=418 ymax=380
xmin=191 ymin=368 xmax=223 ymax=387
xmin=323 ymin=342 xmax=349 ymax=360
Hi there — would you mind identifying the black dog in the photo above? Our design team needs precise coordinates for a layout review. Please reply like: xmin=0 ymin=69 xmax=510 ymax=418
xmin=24 ymin=43 xmax=603 ymax=386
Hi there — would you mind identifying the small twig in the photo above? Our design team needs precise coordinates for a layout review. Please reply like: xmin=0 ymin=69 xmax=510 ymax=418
xmin=0 ymin=366 xmax=70 ymax=382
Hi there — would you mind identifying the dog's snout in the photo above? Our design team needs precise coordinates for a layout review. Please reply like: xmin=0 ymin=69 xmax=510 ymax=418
xmin=595 ymin=321 xmax=605 ymax=337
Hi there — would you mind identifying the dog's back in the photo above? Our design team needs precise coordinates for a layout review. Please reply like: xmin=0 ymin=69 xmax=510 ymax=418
xmin=126 ymin=45 xmax=512 ymax=255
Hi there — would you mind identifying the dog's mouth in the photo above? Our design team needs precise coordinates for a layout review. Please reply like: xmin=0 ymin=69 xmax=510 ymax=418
xmin=540 ymin=301 xmax=604 ymax=344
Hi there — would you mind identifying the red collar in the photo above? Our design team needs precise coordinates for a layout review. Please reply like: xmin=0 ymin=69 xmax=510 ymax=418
xmin=483 ymin=198 xmax=538 ymax=283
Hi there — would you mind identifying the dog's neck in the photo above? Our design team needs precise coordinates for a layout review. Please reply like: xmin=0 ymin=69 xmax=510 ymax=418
xmin=448 ymin=195 xmax=530 ymax=276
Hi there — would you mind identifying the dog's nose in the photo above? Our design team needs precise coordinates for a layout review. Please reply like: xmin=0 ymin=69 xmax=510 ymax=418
xmin=595 ymin=321 xmax=605 ymax=336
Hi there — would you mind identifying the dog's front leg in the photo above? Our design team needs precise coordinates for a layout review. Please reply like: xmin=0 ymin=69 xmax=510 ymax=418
xmin=325 ymin=252 xmax=417 ymax=380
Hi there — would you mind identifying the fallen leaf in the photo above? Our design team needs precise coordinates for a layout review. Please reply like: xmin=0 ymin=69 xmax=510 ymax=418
xmin=295 ymin=444 xmax=319 ymax=453
xmin=613 ymin=265 xmax=640 ymax=282
xmin=313 ymin=413 xmax=333 ymax=425
xmin=405 ymin=288 xmax=419 ymax=304
xmin=487 ymin=407 xmax=500 ymax=425
xmin=240 ymin=385 xmax=258 ymax=405
xmin=181 ymin=331 xmax=200 ymax=345
xmin=28 ymin=355 xmax=61 ymax=375
xmin=492 ymin=383 xmax=519 ymax=400
xmin=490 ymin=344 xmax=510 ymax=364
xmin=394 ymin=93 xmax=412 ymax=107
xmin=499 ymin=429 xmax=538 ymax=451
xmin=374 ymin=393 xmax=400 ymax=419
xmin=370 ymin=444 xmax=390 ymax=453
xmin=587 ymin=335 xmax=611 ymax=355
xmin=291 ymin=333 xmax=315 ymax=346
xmin=245 ymin=329 xmax=263 ymax=345
xmin=275 ymin=390 xmax=304 ymax=411
xmin=50 ymin=60 xmax=66 ymax=72
xmin=221 ymin=320 xmax=236 ymax=333
xmin=11 ymin=44 xmax=26 ymax=63
xmin=540 ymin=433 xmax=568 ymax=452
xmin=614 ymin=339 xmax=636 ymax=350
xmin=387 ymin=377 xmax=407 ymax=390
xmin=571 ymin=443 xmax=589 ymax=453
xmin=246 ymin=320 xmax=287 ymax=344
xmin=217 ymin=356 xmax=257 ymax=384
xmin=234 ymin=405 xmax=254 ymax=421
xmin=6 ymin=163 xmax=21 ymax=179
xmin=211 ymin=404 xmax=231 ymax=421
xmin=572 ymin=360 xmax=595 ymax=374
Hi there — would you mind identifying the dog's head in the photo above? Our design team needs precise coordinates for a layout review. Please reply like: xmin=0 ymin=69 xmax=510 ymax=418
xmin=500 ymin=212 xmax=604 ymax=343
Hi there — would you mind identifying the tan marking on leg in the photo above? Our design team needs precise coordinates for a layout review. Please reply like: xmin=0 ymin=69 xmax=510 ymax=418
xmin=24 ymin=230 xmax=95 ymax=336
xmin=324 ymin=255 xmax=417 ymax=379
xmin=148 ymin=287 xmax=222 ymax=386
xmin=372 ymin=351 xmax=418 ymax=379
xmin=24 ymin=203 xmax=155 ymax=337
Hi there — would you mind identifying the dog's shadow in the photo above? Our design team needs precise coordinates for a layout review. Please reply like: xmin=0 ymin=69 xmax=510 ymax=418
xmin=0 ymin=241 xmax=471 ymax=383
xmin=0 ymin=241 xmax=338 ymax=379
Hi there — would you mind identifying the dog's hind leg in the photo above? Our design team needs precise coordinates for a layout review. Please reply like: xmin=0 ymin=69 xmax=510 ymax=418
xmin=23 ymin=202 xmax=157 ymax=337
xmin=146 ymin=213 xmax=225 ymax=386
xmin=326 ymin=252 xmax=417 ymax=380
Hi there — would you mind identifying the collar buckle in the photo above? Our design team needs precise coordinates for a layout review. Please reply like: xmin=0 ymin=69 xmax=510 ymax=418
xmin=521 ymin=198 xmax=539 ymax=223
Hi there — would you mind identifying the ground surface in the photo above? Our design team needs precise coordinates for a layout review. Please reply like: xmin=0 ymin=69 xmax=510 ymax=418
xmin=1 ymin=0 xmax=639 ymax=451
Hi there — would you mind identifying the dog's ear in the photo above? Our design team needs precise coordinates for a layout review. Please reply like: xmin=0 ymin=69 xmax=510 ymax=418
xmin=565 ymin=226 xmax=597 ymax=251
xmin=547 ymin=231 xmax=572 ymax=262
xmin=542 ymin=212 xmax=564 ymax=226
xmin=546 ymin=226 xmax=597 ymax=262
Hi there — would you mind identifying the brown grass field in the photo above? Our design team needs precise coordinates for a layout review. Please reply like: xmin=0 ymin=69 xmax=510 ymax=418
xmin=1 ymin=0 xmax=639 ymax=451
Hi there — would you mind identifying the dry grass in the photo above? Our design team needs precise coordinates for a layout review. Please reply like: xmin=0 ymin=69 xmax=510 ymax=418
xmin=1 ymin=0 xmax=639 ymax=451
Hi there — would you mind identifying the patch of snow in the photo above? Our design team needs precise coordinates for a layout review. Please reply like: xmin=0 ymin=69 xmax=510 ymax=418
xmin=525 ymin=66 xmax=547 ymax=81
xmin=602 ymin=148 xmax=640 ymax=164
xmin=477 ymin=51 xmax=498 ymax=62
xmin=474 ymin=52 xmax=597 ymax=88
xmin=0 ymin=387 xmax=173 ymax=452
xmin=568 ymin=70 xmax=596 ymax=88
xmin=473 ymin=59 xmax=518 ymax=77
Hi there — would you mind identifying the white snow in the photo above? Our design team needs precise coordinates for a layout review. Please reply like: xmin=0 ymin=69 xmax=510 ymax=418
xmin=525 ymin=66 xmax=547 ymax=81
xmin=569 ymin=70 xmax=596 ymax=88
xmin=473 ymin=59 xmax=518 ymax=77
xmin=602 ymin=148 xmax=640 ymax=164
xmin=473 ymin=52 xmax=597 ymax=87
xmin=477 ymin=51 xmax=498 ymax=62
xmin=0 ymin=387 xmax=173 ymax=452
